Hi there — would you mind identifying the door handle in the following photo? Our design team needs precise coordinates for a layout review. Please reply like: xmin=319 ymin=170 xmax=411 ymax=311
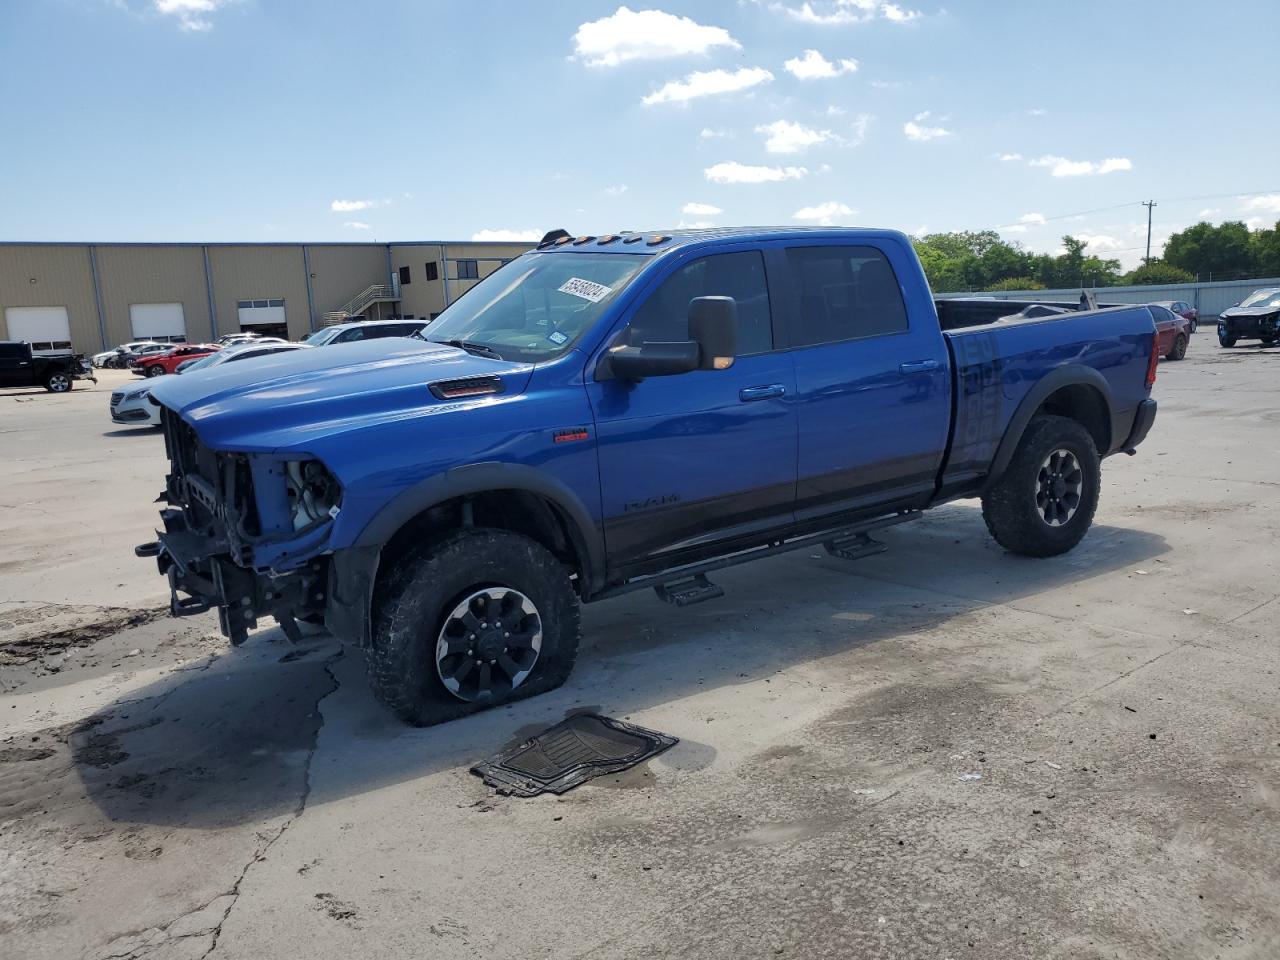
xmin=898 ymin=359 xmax=940 ymax=375
xmin=739 ymin=384 xmax=786 ymax=402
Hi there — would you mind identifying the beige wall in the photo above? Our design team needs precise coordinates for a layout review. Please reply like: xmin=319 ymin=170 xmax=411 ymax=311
xmin=307 ymin=244 xmax=387 ymax=322
xmin=96 ymin=245 xmax=211 ymax=346
xmin=0 ymin=244 xmax=101 ymax=349
xmin=389 ymin=241 xmax=531 ymax=320
xmin=207 ymin=245 xmax=310 ymax=340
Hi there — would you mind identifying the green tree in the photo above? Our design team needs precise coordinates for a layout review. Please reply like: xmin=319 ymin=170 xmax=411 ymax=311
xmin=1249 ymin=221 xmax=1280 ymax=277
xmin=1122 ymin=260 xmax=1195 ymax=285
xmin=1163 ymin=221 xmax=1255 ymax=279
xmin=985 ymin=276 xmax=1045 ymax=291
xmin=1042 ymin=236 xmax=1122 ymax=288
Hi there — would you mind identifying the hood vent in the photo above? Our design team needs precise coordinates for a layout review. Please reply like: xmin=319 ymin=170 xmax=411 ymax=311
xmin=429 ymin=375 xmax=504 ymax=401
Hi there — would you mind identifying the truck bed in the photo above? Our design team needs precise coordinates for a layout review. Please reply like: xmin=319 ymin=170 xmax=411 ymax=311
xmin=938 ymin=304 xmax=1157 ymax=496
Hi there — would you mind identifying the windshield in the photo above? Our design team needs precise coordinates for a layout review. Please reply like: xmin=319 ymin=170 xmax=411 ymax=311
xmin=425 ymin=251 xmax=650 ymax=362
xmin=178 ymin=352 xmax=222 ymax=373
xmin=302 ymin=327 xmax=339 ymax=345
xmin=1238 ymin=290 xmax=1280 ymax=309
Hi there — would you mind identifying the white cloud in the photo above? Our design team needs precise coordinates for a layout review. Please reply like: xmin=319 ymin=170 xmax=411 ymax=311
xmin=700 ymin=127 xmax=729 ymax=139
xmin=1241 ymin=193 xmax=1280 ymax=214
xmin=783 ymin=49 xmax=859 ymax=80
xmin=849 ymin=113 xmax=873 ymax=146
xmin=683 ymin=202 xmax=723 ymax=215
xmin=903 ymin=111 xmax=950 ymax=141
xmin=911 ymin=224 xmax=929 ymax=238
xmin=330 ymin=199 xmax=382 ymax=212
xmin=1027 ymin=107 xmax=1047 ymax=117
xmin=677 ymin=220 xmax=717 ymax=229
xmin=793 ymin=201 xmax=856 ymax=225
xmin=1073 ymin=232 xmax=1124 ymax=252
xmin=153 ymin=0 xmax=228 ymax=31
xmin=603 ymin=184 xmax=628 ymax=196
xmin=773 ymin=1 xmax=922 ymax=26
xmin=826 ymin=104 xmax=845 ymax=116
xmin=1198 ymin=207 xmax=1221 ymax=218
xmin=757 ymin=119 xmax=834 ymax=154
xmin=470 ymin=229 xmax=543 ymax=242
xmin=1019 ymin=212 xmax=1046 ymax=225
xmin=1029 ymin=155 xmax=1132 ymax=176
xmin=1003 ymin=225 xmax=1028 ymax=234
xmin=870 ymin=79 xmax=905 ymax=89
xmin=1245 ymin=216 xmax=1266 ymax=230
xmin=642 ymin=67 xmax=774 ymax=105
xmin=997 ymin=152 xmax=1023 ymax=161
xmin=705 ymin=161 xmax=808 ymax=184
xmin=572 ymin=7 xmax=739 ymax=67
xmin=343 ymin=221 xmax=372 ymax=231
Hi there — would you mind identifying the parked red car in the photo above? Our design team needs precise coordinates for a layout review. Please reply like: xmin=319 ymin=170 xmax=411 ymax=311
xmin=131 ymin=343 xmax=221 ymax=377
xmin=1152 ymin=299 xmax=1198 ymax=333
xmin=1149 ymin=304 xmax=1190 ymax=361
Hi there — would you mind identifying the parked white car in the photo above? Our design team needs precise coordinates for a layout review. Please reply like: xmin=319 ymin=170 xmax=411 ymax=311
xmin=109 ymin=341 xmax=312 ymax=426
xmin=93 ymin=341 xmax=164 ymax=368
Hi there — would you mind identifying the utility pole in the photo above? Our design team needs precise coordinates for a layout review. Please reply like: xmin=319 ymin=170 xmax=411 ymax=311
xmin=1142 ymin=200 xmax=1157 ymax=262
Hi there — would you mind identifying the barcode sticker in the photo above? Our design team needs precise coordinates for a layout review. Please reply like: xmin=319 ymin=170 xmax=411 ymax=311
xmin=558 ymin=277 xmax=613 ymax=303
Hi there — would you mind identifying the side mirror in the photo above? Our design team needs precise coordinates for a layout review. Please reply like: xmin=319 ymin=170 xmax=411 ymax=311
xmin=605 ymin=296 xmax=739 ymax=381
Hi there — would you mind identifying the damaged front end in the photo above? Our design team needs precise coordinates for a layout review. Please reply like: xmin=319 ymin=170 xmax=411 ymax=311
xmin=136 ymin=405 xmax=341 ymax=646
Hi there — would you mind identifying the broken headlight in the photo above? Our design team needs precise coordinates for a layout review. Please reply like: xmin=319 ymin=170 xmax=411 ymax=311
xmin=284 ymin=460 xmax=342 ymax=530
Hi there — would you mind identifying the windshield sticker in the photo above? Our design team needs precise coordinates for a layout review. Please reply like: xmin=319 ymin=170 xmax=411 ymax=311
xmin=558 ymin=277 xmax=613 ymax=303
xmin=547 ymin=330 xmax=569 ymax=345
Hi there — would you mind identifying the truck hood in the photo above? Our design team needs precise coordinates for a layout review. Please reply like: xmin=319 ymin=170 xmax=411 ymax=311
xmin=148 ymin=338 xmax=533 ymax=452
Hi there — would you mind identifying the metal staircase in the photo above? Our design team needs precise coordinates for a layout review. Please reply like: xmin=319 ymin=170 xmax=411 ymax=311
xmin=321 ymin=283 xmax=399 ymax=325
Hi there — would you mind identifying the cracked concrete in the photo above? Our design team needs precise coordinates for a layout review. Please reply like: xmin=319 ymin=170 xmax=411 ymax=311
xmin=3 ymin=345 xmax=1280 ymax=959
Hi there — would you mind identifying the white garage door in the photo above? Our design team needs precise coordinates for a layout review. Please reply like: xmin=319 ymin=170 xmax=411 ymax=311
xmin=4 ymin=306 xmax=73 ymax=355
xmin=130 ymin=303 xmax=186 ymax=341
xmin=237 ymin=299 xmax=286 ymax=328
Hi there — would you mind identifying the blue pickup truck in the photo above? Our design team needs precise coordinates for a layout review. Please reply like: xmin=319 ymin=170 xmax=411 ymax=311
xmin=140 ymin=228 xmax=1158 ymax=725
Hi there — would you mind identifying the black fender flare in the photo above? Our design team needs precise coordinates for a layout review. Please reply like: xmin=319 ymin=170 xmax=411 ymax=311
xmin=984 ymin=365 xmax=1114 ymax=491
xmin=352 ymin=461 xmax=606 ymax=596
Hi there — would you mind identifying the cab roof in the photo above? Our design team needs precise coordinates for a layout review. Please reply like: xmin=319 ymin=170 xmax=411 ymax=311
xmin=531 ymin=226 xmax=910 ymax=255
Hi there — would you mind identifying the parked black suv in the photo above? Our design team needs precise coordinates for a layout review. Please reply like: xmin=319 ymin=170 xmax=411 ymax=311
xmin=1218 ymin=288 xmax=1280 ymax=347
xmin=0 ymin=341 xmax=97 ymax=392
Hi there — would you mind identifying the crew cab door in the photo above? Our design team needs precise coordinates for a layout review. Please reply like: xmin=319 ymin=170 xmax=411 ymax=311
xmin=778 ymin=241 xmax=951 ymax=518
xmin=0 ymin=343 xmax=33 ymax=387
xmin=586 ymin=248 xmax=797 ymax=570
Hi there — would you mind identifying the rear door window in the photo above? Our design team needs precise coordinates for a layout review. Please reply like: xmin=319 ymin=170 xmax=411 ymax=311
xmin=783 ymin=245 xmax=909 ymax=347
xmin=626 ymin=250 xmax=773 ymax=355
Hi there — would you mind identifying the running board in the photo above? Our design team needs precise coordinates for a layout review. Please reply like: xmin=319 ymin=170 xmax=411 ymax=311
xmin=599 ymin=509 xmax=921 ymax=602
xmin=654 ymin=574 xmax=724 ymax=607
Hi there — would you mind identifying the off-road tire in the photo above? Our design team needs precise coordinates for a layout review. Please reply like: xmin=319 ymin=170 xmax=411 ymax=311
xmin=146 ymin=364 xmax=166 ymax=377
xmin=981 ymin=414 xmax=1100 ymax=558
xmin=1166 ymin=334 xmax=1187 ymax=361
xmin=44 ymin=372 xmax=72 ymax=393
xmin=368 ymin=528 xmax=580 ymax=726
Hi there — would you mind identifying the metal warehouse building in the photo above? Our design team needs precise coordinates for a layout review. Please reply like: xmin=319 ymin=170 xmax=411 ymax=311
xmin=0 ymin=240 xmax=533 ymax=353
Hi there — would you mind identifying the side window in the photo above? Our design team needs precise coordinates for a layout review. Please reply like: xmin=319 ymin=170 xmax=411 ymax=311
xmin=627 ymin=250 xmax=773 ymax=355
xmin=424 ymin=261 xmax=439 ymax=282
xmin=784 ymin=245 xmax=908 ymax=347
xmin=457 ymin=259 xmax=479 ymax=280
xmin=335 ymin=327 xmax=365 ymax=343
xmin=398 ymin=265 xmax=411 ymax=286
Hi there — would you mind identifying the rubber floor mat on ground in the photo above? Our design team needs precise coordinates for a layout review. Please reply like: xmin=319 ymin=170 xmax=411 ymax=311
xmin=471 ymin=714 xmax=678 ymax=797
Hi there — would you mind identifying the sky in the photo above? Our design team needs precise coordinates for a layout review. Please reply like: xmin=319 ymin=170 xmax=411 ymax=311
xmin=2 ymin=0 xmax=1279 ymax=268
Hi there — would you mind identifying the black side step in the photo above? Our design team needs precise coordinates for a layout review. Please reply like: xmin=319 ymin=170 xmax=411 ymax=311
xmin=824 ymin=533 xmax=887 ymax=562
xmin=654 ymin=574 xmax=724 ymax=607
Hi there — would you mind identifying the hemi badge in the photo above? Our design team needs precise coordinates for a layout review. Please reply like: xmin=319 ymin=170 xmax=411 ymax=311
xmin=554 ymin=428 xmax=590 ymax=443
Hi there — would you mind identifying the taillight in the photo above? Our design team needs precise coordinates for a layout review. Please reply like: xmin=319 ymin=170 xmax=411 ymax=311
xmin=1145 ymin=332 xmax=1159 ymax=388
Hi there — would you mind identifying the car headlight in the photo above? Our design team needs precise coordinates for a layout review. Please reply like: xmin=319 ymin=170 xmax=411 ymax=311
xmin=285 ymin=460 xmax=341 ymax=528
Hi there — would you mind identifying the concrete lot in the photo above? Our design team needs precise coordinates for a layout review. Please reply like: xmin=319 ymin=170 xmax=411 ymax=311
xmin=2 ymin=336 xmax=1279 ymax=960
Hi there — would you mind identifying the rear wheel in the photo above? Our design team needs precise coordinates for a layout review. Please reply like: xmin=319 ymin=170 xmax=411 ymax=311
xmin=1188 ymin=318 xmax=1198 ymax=333
xmin=1167 ymin=334 xmax=1188 ymax=361
xmin=44 ymin=372 xmax=72 ymax=393
xmin=1261 ymin=335 xmax=1278 ymax=347
xmin=981 ymin=415 xmax=1100 ymax=557
xmin=368 ymin=528 xmax=580 ymax=726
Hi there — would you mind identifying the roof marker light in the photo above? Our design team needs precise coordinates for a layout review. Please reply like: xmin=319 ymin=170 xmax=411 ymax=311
xmin=598 ymin=235 xmax=619 ymax=245
xmin=623 ymin=235 xmax=644 ymax=244
xmin=554 ymin=236 xmax=573 ymax=246
xmin=646 ymin=235 xmax=671 ymax=246
xmin=572 ymin=235 xmax=596 ymax=245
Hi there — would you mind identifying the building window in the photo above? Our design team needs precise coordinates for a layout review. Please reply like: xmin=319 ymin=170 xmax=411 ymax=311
xmin=424 ymin=261 xmax=439 ymax=282
xmin=429 ymin=312 xmax=442 ymax=320
xmin=456 ymin=259 xmax=479 ymax=280
xmin=398 ymin=265 xmax=412 ymax=285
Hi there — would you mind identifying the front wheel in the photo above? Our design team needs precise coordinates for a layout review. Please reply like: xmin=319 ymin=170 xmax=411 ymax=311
xmin=1218 ymin=324 xmax=1236 ymax=348
xmin=44 ymin=372 xmax=72 ymax=393
xmin=1167 ymin=334 xmax=1188 ymax=361
xmin=368 ymin=528 xmax=581 ymax=726
xmin=146 ymin=364 xmax=166 ymax=377
xmin=1188 ymin=318 xmax=1198 ymax=333
xmin=981 ymin=414 xmax=1100 ymax=557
